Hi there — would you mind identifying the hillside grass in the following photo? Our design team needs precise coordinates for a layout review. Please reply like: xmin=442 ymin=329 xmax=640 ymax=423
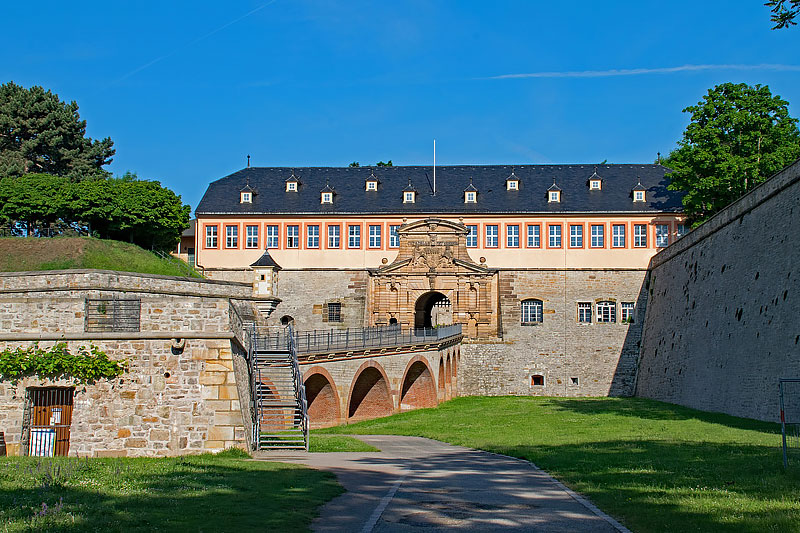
xmin=0 ymin=451 xmax=341 ymax=532
xmin=317 ymin=396 xmax=800 ymax=533
xmin=0 ymin=237 xmax=200 ymax=277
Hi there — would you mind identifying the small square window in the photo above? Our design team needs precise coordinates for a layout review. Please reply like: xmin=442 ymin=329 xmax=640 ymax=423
xmin=321 ymin=192 xmax=333 ymax=204
xmin=590 ymin=180 xmax=601 ymax=190
xmin=366 ymin=181 xmax=377 ymax=191
xmin=327 ymin=302 xmax=342 ymax=322
xmin=465 ymin=191 xmax=477 ymax=203
xmin=287 ymin=182 xmax=297 ymax=192
xmin=404 ymin=191 xmax=415 ymax=203
xmin=531 ymin=375 xmax=544 ymax=387
xmin=507 ymin=180 xmax=518 ymax=190
xmin=240 ymin=191 xmax=252 ymax=203
xmin=549 ymin=191 xmax=560 ymax=202
xmin=570 ymin=377 xmax=579 ymax=385
xmin=634 ymin=190 xmax=645 ymax=202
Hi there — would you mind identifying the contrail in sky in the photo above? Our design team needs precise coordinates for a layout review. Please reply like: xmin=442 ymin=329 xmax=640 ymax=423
xmin=484 ymin=63 xmax=800 ymax=79
xmin=109 ymin=0 xmax=278 ymax=86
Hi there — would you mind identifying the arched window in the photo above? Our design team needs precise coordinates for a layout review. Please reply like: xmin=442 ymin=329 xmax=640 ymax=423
xmin=280 ymin=315 xmax=294 ymax=326
xmin=521 ymin=299 xmax=543 ymax=325
xmin=596 ymin=301 xmax=616 ymax=323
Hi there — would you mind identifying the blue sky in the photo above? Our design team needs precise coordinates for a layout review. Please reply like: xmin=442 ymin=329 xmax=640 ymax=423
xmin=3 ymin=1 xmax=799 ymax=212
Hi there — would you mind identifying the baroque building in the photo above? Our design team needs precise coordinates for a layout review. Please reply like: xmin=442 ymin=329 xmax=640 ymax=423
xmin=195 ymin=164 xmax=685 ymax=397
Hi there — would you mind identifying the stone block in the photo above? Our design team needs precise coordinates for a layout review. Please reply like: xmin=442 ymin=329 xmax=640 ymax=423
xmin=125 ymin=438 xmax=147 ymax=448
xmin=208 ymin=426 xmax=234 ymax=441
xmin=117 ymin=428 xmax=131 ymax=438
xmin=149 ymin=429 xmax=170 ymax=441
xmin=199 ymin=372 xmax=226 ymax=385
xmin=95 ymin=449 xmax=128 ymax=458
xmin=214 ymin=411 xmax=243 ymax=426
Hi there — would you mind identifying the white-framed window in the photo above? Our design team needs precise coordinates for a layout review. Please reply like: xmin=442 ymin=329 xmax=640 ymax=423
xmin=656 ymin=224 xmax=669 ymax=247
xmin=266 ymin=225 xmax=279 ymax=248
xmin=205 ymin=225 xmax=218 ymax=248
xmin=286 ymin=225 xmax=299 ymax=248
xmin=465 ymin=191 xmax=477 ymax=203
xmin=240 ymin=191 xmax=252 ymax=203
xmin=521 ymin=299 xmax=543 ymax=324
xmin=549 ymin=191 xmax=560 ymax=202
xmin=634 ymin=190 xmax=645 ymax=202
xmin=307 ymin=225 xmax=319 ymax=248
xmin=506 ymin=225 xmax=519 ymax=247
xmin=245 ymin=225 xmax=258 ymax=248
xmin=348 ymin=225 xmax=361 ymax=248
xmin=548 ymin=225 xmax=561 ymax=248
xmin=328 ymin=225 xmax=340 ymax=248
xmin=634 ymin=224 xmax=647 ymax=247
xmin=369 ymin=225 xmax=381 ymax=248
xmin=591 ymin=225 xmax=604 ymax=248
xmin=225 ymin=225 xmax=238 ymax=248
xmin=507 ymin=180 xmax=518 ymax=190
xmin=590 ymin=179 xmax=601 ymax=190
xmin=321 ymin=192 xmax=333 ymax=204
xmin=677 ymin=223 xmax=688 ymax=238
xmin=286 ymin=181 xmax=297 ymax=192
xmin=527 ymin=225 xmax=540 ymax=248
xmin=326 ymin=302 xmax=342 ymax=322
xmin=466 ymin=225 xmax=478 ymax=248
xmin=485 ymin=225 xmax=498 ymax=247
xmin=621 ymin=302 xmax=635 ymax=323
xmin=389 ymin=225 xmax=400 ymax=248
xmin=578 ymin=302 xmax=592 ymax=323
xmin=612 ymin=224 xmax=626 ymax=248
xmin=596 ymin=301 xmax=616 ymax=323
xmin=570 ymin=225 xmax=583 ymax=248
xmin=403 ymin=191 xmax=415 ymax=203
xmin=366 ymin=180 xmax=377 ymax=191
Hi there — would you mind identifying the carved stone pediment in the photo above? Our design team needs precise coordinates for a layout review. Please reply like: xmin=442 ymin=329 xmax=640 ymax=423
xmin=376 ymin=218 xmax=488 ymax=275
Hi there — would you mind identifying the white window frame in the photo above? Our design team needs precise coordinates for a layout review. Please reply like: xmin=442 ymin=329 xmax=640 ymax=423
xmin=507 ymin=180 xmax=518 ymax=190
xmin=634 ymin=190 xmax=645 ymax=202
xmin=590 ymin=179 xmax=601 ymax=190
xmin=466 ymin=225 xmax=478 ymax=248
xmin=348 ymin=225 xmax=361 ymax=248
xmin=656 ymin=224 xmax=669 ymax=247
xmin=328 ymin=225 xmax=340 ymax=248
xmin=225 ymin=225 xmax=238 ymax=248
xmin=465 ymin=191 xmax=477 ymax=203
xmin=548 ymin=225 xmax=561 ymax=248
xmin=286 ymin=225 xmax=299 ymax=248
xmin=403 ymin=191 xmax=415 ymax=203
xmin=612 ymin=224 xmax=626 ymax=248
xmin=521 ymin=299 xmax=543 ymax=324
xmin=266 ymin=225 xmax=279 ymax=249
xmin=286 ymin=181 xmax=297 ymax=192
xmin=240 ymin=191 xmax=252 ymax=203
xmin=677 ymin=223 xmax=687 ymax=238
xmin=590 ymin=225 xmax=604 ymax=248
xmin=621 ymin=302 xmax=635 ymax=323
xmin=245 ymin=225 xmax=258 ymax=248
xmin=321 ymin=192 xmax=333 ymax=204
xmin=549 ymin=191 xmax=560 ymax=202
xmin=368 ymin=225 xmax=381 ymax=248
xmin=577 ymin=302 xmax=592 ymax=323
xmin=307 ymin=225 xmax=319 ymax=248
xmin=389 ymin=225 xmax=400 ymax=248
xmin=527 ymin=225 xmax=540 ymax=248
xmin=205 ymin=225 xmax=218 ymax=248
xmin=485 ymin=225 xmax=498 ymax=248
xmin=596 ymin=301 xmax=616 ymax=323
xmin=570 ymin=225 xmax=583 ymax=248
xmin=634 ymin=224 xmax=647 ymax=248
xmin=506 ymin=225 xmax=519 ymax=247
xmin=366 ymin=181 xmax=377 ymax=191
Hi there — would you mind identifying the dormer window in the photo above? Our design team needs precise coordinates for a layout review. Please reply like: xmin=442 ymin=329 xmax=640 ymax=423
xmin=549 ymin=191 xmax=561 ymax=202
xmin=590 ymin=179 xmax=601 ymax=190
xmin=366 ymin=180 xmax=377 ymax=191
xmin=634 ymin=190 xmax=645 ymax=202
xmin=633 ymin=179 xmax=647 ymax=202
xmin=404 ymin=191 xmax=416 ymax=203
xmin=465 ymin=191 xmax=477 ymax=203
xmin=321 ymin=192 xmax=333 ymax=204
xmin=286 ymin=181 xmax=297 ymax=192
xmin=240 ymin=191 xmax=252 ymax=203
xmin=506 ymin=168 xmax=520 ymax=191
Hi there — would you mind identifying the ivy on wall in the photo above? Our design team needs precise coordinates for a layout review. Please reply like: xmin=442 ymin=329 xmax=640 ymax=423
xmin=0 ymin=343 xmax=128 ymax=384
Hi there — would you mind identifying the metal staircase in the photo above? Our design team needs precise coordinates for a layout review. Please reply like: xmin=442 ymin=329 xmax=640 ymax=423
xmin=249 ymin=326 xmax=309 ymax=451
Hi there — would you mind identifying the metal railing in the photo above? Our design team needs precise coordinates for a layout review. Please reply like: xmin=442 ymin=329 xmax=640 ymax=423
xmin=253 ymin=323 xmax=462 ymax=356
xmin=286 ymin=326 xmax=309 ymax=451
xmin=153 ymin=250 xmax=204 ymax=278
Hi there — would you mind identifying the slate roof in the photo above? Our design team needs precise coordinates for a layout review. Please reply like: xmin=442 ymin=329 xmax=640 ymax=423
xmin=250 ymin=250 xmax=282 ymax=269
xmin=195 ymin=165 xmax=683 ymax=216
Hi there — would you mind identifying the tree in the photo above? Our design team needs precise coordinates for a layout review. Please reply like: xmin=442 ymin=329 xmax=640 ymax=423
xmin=376 ymin=160 xmax=393 ymax=167
xmin=0 ymin=82 xmax=114 ymax=180
xmin=665 ymin=82 xmax=800 ymax=224
xmin=0 ymin=174 xmax=70 ymax=233
xmin=766 ymin=0 xmax=800 ymax=28
xmin=349 ymin=161 xmax=360 ymax=167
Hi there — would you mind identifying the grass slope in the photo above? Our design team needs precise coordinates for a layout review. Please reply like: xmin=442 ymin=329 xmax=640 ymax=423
xmin=0 ymin=452 xmax=341 ymax=532
xmin=0 ymin=237 xmax=200 ymax=277
xmin=318 ymin=396 xmax=800 ymax=533
xmin=310 ymin=435 xmax=379 ymax=452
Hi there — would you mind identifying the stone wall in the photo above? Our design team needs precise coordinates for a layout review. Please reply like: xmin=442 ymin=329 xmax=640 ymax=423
xmin=636 ymin=159 xmax=800 ymax=422
xmin=0 ymin=271 xmax=256 ymax=456
xmin=459 ymin=269 xmax=647 ymax=397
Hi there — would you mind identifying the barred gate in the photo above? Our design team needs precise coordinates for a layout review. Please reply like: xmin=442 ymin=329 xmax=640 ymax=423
xmin=22 ymin=387 xmax=75 ymax=457
xmin=780 ymin=379 xmax=800 ymax=468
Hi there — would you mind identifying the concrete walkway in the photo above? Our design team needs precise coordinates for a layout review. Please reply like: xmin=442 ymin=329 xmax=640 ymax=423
xmin=257 ymin=435 xmax=629 ymax=532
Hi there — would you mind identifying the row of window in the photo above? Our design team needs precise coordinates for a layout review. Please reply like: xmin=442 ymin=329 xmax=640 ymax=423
xmin=521 ymin=299 xmax=635 ymax=325
xmin=205 ymin=221 xmax=685 ymax=250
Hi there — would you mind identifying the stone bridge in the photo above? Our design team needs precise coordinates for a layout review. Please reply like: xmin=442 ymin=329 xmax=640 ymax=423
xmin=292 ymin=329 xmax=463 ymax=428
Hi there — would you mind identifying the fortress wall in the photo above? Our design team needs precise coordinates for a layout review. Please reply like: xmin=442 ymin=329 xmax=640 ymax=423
xmin=636 ymin=159 xmax=800 ymax=422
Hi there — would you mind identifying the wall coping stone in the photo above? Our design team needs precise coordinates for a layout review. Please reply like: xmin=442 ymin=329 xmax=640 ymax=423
xmin=649 ymin=158 xmax=800 ymax=269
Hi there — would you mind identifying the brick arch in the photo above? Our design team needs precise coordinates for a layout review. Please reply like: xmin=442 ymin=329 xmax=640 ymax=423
xmin=399 ymin=355 xmax=437 ymax=411
xmin=303 ymin=366 xmax=341 ymax=429
xmin=438 ymin=357 xmax=446 ymax=399
xmin=348 ymin=361 xmax=393 ymax=421
xmin=445 ymin=354 xmax=453 ymax=399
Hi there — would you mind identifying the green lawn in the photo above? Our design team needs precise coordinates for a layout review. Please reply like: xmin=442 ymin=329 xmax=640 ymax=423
xmin=309 ymin=435 xmax=378 ymax=452
xmin=317 ymin=396 xmax=800 ymax=533
xmin=0 ymin=450 xmax=341 ymax=532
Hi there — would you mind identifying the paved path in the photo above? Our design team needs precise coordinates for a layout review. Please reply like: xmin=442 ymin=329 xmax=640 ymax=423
xmin=257 ymin=435 xmax=629 ymax=532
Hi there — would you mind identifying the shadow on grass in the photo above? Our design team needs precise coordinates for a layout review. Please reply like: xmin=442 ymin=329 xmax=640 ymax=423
xmin=0 ymin=456 xmax=342 ymax=532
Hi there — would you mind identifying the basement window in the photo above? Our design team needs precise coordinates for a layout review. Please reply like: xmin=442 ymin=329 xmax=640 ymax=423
xmin=326 ymin=302 xmax=342 ymax=322
xmin=570 ymin=377 xmax=579 ymax=385
xmin=531 ymin=375 xmax=544 ymax=387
